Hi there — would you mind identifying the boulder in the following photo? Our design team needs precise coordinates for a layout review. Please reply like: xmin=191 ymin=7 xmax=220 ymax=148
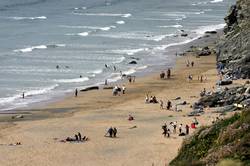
xmin=128 ymin=61 xmax=137 ymax=64
xmin=80 ymin=86 xmax=99 ymax=91
xmin=181 ymin=33 xmax=188 ymax=37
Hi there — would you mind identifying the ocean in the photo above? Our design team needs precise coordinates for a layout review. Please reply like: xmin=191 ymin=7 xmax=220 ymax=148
xmin=0 ymin=0 xmax=235 ymax=111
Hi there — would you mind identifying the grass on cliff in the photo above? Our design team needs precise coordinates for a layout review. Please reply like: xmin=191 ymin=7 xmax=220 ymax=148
xmin=170 ymin=109 xmax=250 ymax=166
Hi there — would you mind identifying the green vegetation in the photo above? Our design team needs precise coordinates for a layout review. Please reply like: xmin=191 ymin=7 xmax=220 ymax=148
xmin=170 ymin=109 xmax=250 ymax=166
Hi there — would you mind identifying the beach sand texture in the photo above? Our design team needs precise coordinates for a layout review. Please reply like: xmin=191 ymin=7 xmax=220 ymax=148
xmin=0 ymin=50 xmax=225 ymax=166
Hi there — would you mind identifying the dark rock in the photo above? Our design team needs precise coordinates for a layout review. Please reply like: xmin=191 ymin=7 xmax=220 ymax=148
xmin=80 ymin=86 xmax=99 ymax=91
xmin=181 ymin=33 xmax=188 ymax=37
xmin=218 ymin=80 xmax=233 ymax=85
xmin=128 ymin=61 xmax=137 ymax=64
xmin=205 ymin=31 xmax=217 ymax=34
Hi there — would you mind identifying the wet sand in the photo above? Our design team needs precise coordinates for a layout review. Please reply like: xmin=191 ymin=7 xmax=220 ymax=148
xmin=0 ymin=34 xmax=227 ymax=166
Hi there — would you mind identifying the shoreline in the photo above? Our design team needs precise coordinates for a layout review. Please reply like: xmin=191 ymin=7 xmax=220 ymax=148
xmin=0 ymin=27 xmax=223 ymax=113
xmin=0 ymin=29 xmax=222 ymax=120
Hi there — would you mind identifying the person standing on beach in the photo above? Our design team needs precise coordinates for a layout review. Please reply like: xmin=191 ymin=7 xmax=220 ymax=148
xmin=179 ymin=124 xmax=183 ymax=134
xmin=22 ymin=92 xmax=25 ymax=99
xmin=185 ymin=125 xmax=190 ymax=135
xmin=173 ymin=121 xmax=177 ymax=134
xmin=122 ymin=85 xmax=126 ymax=94
xmin=191 ymin=61 xmax=194 ymax=67
xmin=162 ymin=123 xmax=167 ymax=137
xmin=167 ymin=69 xmax=171 ymax=79
xmin=160 ymin=100 xmax=163 ymax=109
xmin=113 ymin=127 xmax=117 ymax=137
xmin=75 ymin=88 xmax=78 ymax=97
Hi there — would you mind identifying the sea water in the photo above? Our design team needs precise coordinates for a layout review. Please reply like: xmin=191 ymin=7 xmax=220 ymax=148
xmin=0 ymin=0 xmax=235 ymax=111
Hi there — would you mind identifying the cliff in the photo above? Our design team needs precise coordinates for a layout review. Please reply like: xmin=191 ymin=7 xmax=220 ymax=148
xmin=217 ymin=0 xmax=250 ymax=78
xmin=170 ymin=109 xmax=250 ymax=166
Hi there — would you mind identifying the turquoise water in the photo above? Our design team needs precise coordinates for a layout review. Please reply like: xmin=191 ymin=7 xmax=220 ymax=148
xmin=0 ymin=0 xmax=235 ymax=110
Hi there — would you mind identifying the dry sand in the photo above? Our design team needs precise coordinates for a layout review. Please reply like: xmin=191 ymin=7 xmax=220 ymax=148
xmin=0 ymin=52 xmax=226 ymax=166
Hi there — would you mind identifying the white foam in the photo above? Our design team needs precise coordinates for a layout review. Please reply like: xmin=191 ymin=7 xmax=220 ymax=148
xmin=114 ymin=56 xmax=126 ymax=64
xmin=123 ymin=68 xmax=136 ymax=75
xmin=158 ymin=24 xmax=183 ymax=28
xmin=116 ymin=20 xmax=125 ymax=24
xmin=0 ymin=84 xmax=58 ymax=106
xmin=110 ymin=48 xmax=148 ymax=55
xmin=96 ymin=32 xmax=175 ymax=41
xmin=210 ymin=0 xmax=223 ymax=3
xmin=13 ymin=44 xmax=64 ymax=53
xmin=60 ymin=25 xmax=116 ymax=31
xmin=10 ymin=16 xmax=47 ymax=20
xmin=25 ymin=84 xmax=59 ymax=96
xmin=154 ymin=38 xmax=198 ymax=51
xmin=152 ymin=34 xmax=175 ymax=42
xmin=193 ymin=23 xmax=225 ymax=35
xmin=73 ymin=12 xmax=132 ymax=18
xmin=87 ymin=69 xmax=103 ymax=74
xmin=54 ymin=77 xmax=89 ymax=83
xmin=122 ymin=13 xmax=132 ymax=18
xmin=14 ymin=45 xmax=47 ymax=53
xmin=78 ymin=32 xmax=89 ymax=36
xmin=136 ymin=65 xmax=148 ymax=70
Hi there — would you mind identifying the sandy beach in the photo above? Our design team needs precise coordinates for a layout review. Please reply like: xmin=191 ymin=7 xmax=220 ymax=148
xmin=0 ymin=34 xmax=234 ymax=166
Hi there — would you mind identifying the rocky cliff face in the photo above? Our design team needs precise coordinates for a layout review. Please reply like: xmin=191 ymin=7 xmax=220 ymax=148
xmin=217 ymin=0 xmax=250 ymax=78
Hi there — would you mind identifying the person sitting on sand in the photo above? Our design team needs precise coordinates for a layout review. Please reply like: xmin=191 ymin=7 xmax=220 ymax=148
xmin=105 ymin=127 xmax=114 ymax=137
xmin=160 ymin=71 xmax=165 ymax=79
xmin=193 ymin=117 xmax=199 ymax=125
xmin=167 ymin=129 xmax=170 ymax=138
xmin=152 ymin=96 xmax=158 ymax=103
xmin=113 ymin=127 xmax=117 ymax=137
xmin=128 ymin=114 xmax=134 ymax=121
xmin=78 ymin=132 xmax=82 ymax=141
xmin=149 ymin=96 xmax=153 ymax=103
xmin=75 ymin=134 xmax=79 ymax=141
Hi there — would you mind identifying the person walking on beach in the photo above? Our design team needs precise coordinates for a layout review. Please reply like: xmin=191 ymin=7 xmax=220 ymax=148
xmin=122 ymin=85 xmax=126 ymax=94
xmin=191 ymin=61 xmax=194 ymax=67
xmin=22 ymin=92 xmax=25 ymax=99
xmin=185 ymin=125 xmax=190 ymax=135
xmin=75 ymin=88 xmax=78 ymax=97
xmin=173 ymin=121 xmax=177 ymax=134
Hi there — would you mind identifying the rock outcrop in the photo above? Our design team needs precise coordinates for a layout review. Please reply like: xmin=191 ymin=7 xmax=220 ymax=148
xmin=216 ymin=0 xmax=250 ymax=78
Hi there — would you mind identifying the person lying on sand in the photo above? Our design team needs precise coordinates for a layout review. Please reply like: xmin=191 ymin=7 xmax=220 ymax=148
xmin=61 ymin=132 xmax=88 ymax=142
